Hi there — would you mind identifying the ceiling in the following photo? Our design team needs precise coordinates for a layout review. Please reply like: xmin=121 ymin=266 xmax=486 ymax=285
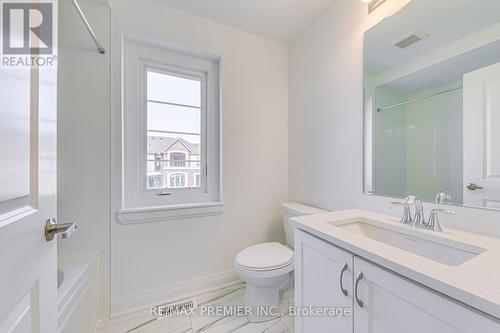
xmin=157 ymin=0 xmax=334 ymax=44
xmin=382 ymin=40 xmax=500 ymax=94
xmin=364 ymin=0 xmax=500 ymax=75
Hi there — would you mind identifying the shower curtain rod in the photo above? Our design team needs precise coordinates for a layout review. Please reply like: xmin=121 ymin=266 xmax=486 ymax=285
xmin=376 ymin=87 xmax=462 ymax=112
xmin=69 ymin=0 xmax=106 ymax=54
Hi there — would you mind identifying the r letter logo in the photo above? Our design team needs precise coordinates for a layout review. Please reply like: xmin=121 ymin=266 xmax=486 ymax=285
xmin=1 ymin=1 xmax=57 ymax=68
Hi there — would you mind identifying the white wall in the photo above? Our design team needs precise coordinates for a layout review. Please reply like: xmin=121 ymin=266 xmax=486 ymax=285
xmin=289 ymin=0 xmax=409 ymax=210
xmin=57 ymin=0 xmax=110 ymax=320
xmin=288 ymin=0 xmax=500 ymax=238
xmin=110 ymin=0 xmax=288 ymax=315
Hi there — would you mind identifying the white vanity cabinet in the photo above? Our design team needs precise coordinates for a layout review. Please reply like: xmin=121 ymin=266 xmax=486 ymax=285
xmin=295 ymin=229 xmax=500 ymax=333
xmin=295 ymin=229 xmax=354 ymax=333
xmin=353 ymin=257 xmax=500 ymax=333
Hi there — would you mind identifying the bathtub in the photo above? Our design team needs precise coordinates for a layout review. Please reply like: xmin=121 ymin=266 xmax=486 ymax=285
xmin=57 ymin=254 xmax=99 ymax=333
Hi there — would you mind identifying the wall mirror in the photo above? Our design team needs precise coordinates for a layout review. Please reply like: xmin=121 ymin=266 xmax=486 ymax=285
xmin=363 ymin=0 xmax=500 ymax=210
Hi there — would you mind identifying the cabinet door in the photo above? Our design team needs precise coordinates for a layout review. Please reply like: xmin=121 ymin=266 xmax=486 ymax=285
xmin=295 ymin=230 xmax=354 ymax=333
xmin=353 ymin=257 xmax=500 ymax=333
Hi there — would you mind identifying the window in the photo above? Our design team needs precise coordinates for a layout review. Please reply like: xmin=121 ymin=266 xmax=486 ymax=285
xmin=169 ymin=173 xmax=186 ymax=188
xmin=121 ymin=39 xmax=222 ymax=220
xmin=169 ymin=152 xmax=187 ymax=168
xmin=146 ymin=69 xmax=202 ymax=190
xmin=148 ymin=175 xmax=163 ymax=188
xmin=154 ymin=154 xmax=162 ymax=172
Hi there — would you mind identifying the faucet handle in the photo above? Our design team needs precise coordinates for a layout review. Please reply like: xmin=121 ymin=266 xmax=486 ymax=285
xmin=403 ymin=195 xmax=417 ymax=205
xmin=391 ymin=201 xmax=410 ymax=207
xmin=427 ymin=209 xmax=456 ymax=232
xmin=391 ymin=194 xmax=417 ymax=207
xmin=391 ymin=199 xmax=414 ymax=225
xmin=435 ymin=192 xmax=453 ymax=204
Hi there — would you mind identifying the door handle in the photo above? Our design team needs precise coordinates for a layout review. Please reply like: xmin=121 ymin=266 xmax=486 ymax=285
xmin=355 ymin=272 xmax=364 ymax=308
xmin=45 ymin=218 xmax=78 ymax=241
xmin=339 ymin=263 xmax=348 ymax=296
xmin=466 ymin=183 xmax=484 ymax=191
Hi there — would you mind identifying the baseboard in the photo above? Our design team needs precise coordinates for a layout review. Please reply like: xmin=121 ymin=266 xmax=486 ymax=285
xmin=110 ymin=270 xmax=241 ymax=317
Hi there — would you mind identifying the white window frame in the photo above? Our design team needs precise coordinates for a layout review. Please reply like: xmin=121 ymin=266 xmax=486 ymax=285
xmin=118 ymin=38 xmax=223 ymax=223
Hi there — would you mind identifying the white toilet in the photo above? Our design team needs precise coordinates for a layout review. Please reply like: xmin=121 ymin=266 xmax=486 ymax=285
xmin=234 ymin=202 xmax=326 ymax=322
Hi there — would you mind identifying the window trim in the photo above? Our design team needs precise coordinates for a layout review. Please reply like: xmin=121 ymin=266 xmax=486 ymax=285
xmin=116 ymin=201 xmax=225 ymax=225
xmin=120 ymin=37 xmax=222 ymax=221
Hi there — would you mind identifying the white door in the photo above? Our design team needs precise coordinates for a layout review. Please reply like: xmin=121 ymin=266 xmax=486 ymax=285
xmin=353 ymin=257 xmax=500 ymax=333
xmin=294 ymin=230 xmax=354 ymax=333
xmin=463 ymin=62 xmax=500 ymax=209
xmin=0 ymin=63 xmax=58 ymax=332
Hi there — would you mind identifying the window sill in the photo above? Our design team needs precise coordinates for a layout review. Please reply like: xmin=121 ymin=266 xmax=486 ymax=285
xmin=116 ymin=201 xmax=225 ymax=225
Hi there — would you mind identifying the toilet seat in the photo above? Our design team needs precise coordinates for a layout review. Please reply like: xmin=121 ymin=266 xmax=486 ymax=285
xmin=235 ymin=242 xmax=293 ymax=271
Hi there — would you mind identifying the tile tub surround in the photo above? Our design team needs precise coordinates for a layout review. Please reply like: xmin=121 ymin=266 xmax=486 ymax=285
xmin=96 ymin=284 xmax=294 ymax=333
xmin=291 ymin=209 xmax=500 ymax=319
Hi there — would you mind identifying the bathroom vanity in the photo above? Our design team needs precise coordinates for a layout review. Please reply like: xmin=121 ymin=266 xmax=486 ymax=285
xmin=292 ymin=209 xmax=500 ymax=333
xmin=338 ymin=1 xmax=500 ymax=330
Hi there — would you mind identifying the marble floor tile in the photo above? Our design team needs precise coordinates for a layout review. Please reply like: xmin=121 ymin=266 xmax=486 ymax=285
xmin=127 ymin=315 xmax=192 ymax=333
xmin=111 ymin=284 xmax=294 ymax=333
xmin=280 ymin=315 xmax=294 ymax=332
xmin=195 ymin=316 xmax=249 ymax=333
xmin=191 ymin=288 xmax=246 ymax=332
xmin=262 ymin=319 xmax=290 ymax=333
xmin=232 ymin=318 xmax=287 ymax=333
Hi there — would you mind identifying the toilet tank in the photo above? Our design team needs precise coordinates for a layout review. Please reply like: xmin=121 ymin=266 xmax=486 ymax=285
xmin=282 ymin=202 xmax=327 ymax=248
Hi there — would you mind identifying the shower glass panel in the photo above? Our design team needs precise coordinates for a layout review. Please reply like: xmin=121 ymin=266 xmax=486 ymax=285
xmin=373 ymin=84 xmax=463 ymax=203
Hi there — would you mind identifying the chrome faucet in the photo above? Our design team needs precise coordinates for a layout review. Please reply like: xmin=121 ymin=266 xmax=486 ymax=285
xmin=413 ymin=199 xmax=426 ymax=228
xmin=392 ymin=195 xmax=417 ymax=225
xmin=427 ymin=209 xmax=456 ymax=232
xmin=392 ymin=194 xmax=457 ymax=232
xmin=435 ymin=191 xmax=453 ymax=204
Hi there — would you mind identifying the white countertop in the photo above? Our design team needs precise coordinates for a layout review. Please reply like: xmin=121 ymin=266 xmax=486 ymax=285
xmin=291 ymin=209 xmax=500 ymax=320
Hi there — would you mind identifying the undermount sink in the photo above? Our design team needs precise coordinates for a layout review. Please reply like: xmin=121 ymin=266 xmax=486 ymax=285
xmin=333 ymin=220 xmax=486 ymax=266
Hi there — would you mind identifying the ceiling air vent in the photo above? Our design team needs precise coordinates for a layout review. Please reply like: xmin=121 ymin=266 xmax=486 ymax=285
xmin=393 ymin=30 xmax=429 ymax=49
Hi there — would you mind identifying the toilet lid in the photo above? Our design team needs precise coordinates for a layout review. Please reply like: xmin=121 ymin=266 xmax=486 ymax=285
xmin=235 ymin=242 xmax=293 ymax=270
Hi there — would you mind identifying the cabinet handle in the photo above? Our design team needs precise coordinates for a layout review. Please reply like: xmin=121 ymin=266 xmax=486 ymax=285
xmin=355 ymin=272 xmax=364 ymax=308
xmin=339 ymin=263 xmax=348 ymax=296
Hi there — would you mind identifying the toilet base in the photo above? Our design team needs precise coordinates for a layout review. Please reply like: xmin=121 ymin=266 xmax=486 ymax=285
xmin=243 ymin=273 xmax=291 ymax=323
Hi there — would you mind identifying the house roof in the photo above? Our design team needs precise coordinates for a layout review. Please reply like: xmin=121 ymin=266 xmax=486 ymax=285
xmin=148 ymin=136 xmax=200 ymax=155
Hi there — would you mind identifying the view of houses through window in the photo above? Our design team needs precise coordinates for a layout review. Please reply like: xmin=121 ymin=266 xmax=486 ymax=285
xmin=146 ymin=70 xmax=202 ymax=189
xmin=147 ymin=136 xmax=201 ymax=189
